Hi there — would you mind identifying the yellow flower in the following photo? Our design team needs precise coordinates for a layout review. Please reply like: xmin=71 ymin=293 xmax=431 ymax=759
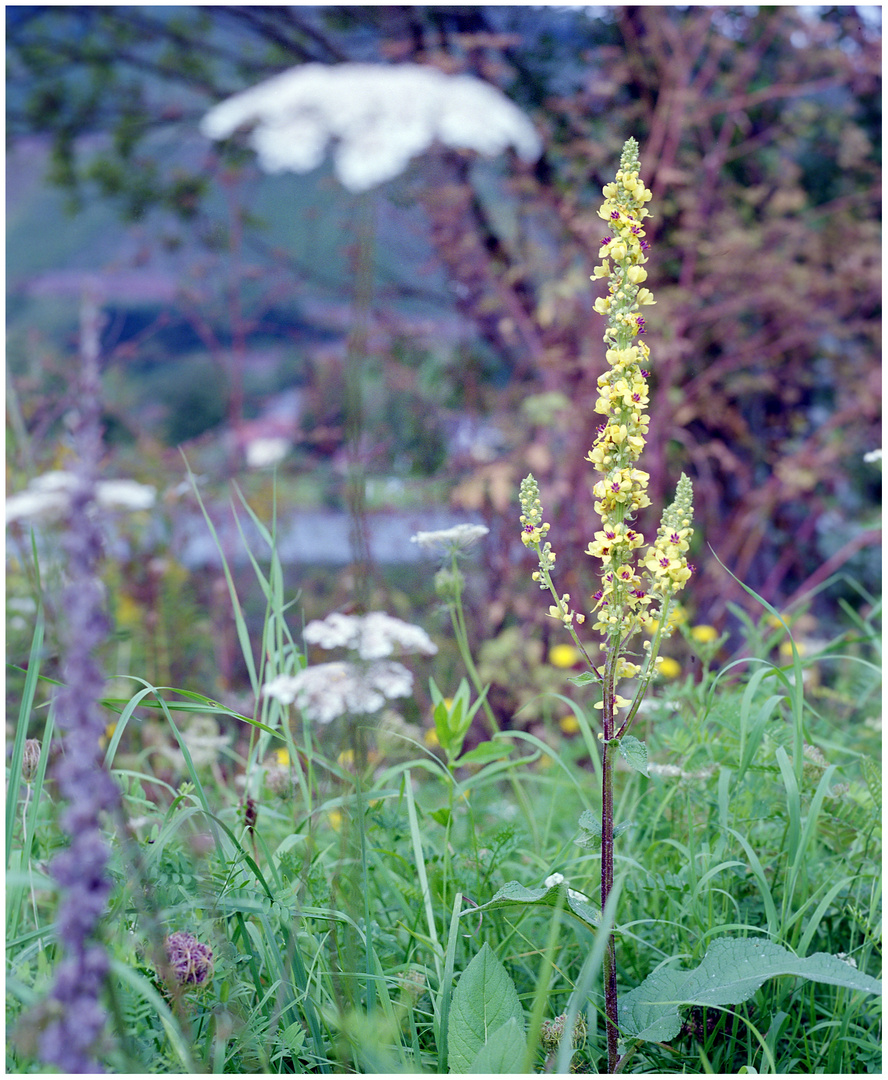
xmin=273 ymin=748 xmax=290 ymax=766
xmin=549 ymin=643 xmax=581 ymax=668
xmin=328 ymin=810 xmax=343 ymax=831
xmin=424 ymin=727 xmax=441 ymax=748
xmin=658 ymin=656 xmax=681 ymax=679
xmin=594 ymin=695 xmax=632 ymax=710
xmin=690 ymin=624 xmax=717 ymax=644
xmin=779 ymin=639 xmax=807 ymax=658
xmin=559 ymin=714 xmax=581 ymax=734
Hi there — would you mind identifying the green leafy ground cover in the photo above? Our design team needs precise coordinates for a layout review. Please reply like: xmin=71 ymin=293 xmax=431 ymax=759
xmin=6 ymin=494 xmax=881 ymax=1073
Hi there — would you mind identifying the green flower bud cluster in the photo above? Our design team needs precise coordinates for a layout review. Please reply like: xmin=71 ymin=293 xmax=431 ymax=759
xmin=540 ymin=1011 xmax=587 ymax=1051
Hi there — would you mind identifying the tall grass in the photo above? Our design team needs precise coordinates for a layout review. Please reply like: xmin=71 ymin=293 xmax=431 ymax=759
xmin=6 ymin=480 xmax=880 ymax=1072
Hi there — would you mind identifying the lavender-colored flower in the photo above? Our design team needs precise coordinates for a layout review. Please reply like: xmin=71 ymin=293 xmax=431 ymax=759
xmin=31 ymin=292 xmax=121 ymax=1073
xmin=165 ymin=931 xmax=214 ymax=986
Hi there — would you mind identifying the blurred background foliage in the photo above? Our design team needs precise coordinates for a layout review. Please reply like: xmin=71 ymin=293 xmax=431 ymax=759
xmin=6 ymin=5 xmax=881 ymax=718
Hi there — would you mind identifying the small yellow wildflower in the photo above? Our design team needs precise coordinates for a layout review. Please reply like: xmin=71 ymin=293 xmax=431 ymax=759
xmin=658 ymin=656 xmax=681 ymax=679
xmin=690 ymin=624 xmax=718 ymax=644
xmin=424 ymin=727 xmax=441 ymax=748
xmin=273 ymin=748 xmax=290 ymax=766
xmin=559 ymin=714 xmax=581 ymax=734
xmin=549 ymin=643 xmax=581 ymax=668
xmin=594 ymin=695 xmax=632 ymax=711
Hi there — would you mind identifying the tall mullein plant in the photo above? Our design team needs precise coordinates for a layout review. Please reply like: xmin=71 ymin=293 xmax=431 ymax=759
xmin=519 ymin=138 xmax=694 ymax=1072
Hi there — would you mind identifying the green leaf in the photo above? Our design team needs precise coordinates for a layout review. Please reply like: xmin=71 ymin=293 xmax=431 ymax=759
xmin=577 ymin=809 xmax=601 ymax=837
xmin=576 ymin=811 xmax=634 ymax=848
xmin=469 ymin=880 xmax=600 ymax=933
xmin=467 ymin=1016 xmax=527 ymax=1074
xmin=455 ymin=740 xmax=511 ymax=766
xmin=619 ymin=937 xmax=882 ymax=1043
xmin=568 ymin=670 xmax=600 ymax=687
xmin=618 ymin=734 xmax=648 ymax=776
xmin=448 ymin=943 xmax=523 ymax=1073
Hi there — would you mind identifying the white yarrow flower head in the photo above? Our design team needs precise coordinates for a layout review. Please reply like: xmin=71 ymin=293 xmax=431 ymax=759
xmin=304 ymin=610 xmax=438 ymax=659
xmin=263 ymin=660 xmax=414 ymax=724
xmin=411 ymin=523 xmax=490 ymax=554
xmin=200 ymin=62 xmax=541 ymax=193
xmin=6 ymin=471 xmax=155 ymax=526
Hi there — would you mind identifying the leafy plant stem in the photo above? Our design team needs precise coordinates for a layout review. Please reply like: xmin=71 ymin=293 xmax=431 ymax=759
xmin=447 ymin=553 xmax=499 ymax=735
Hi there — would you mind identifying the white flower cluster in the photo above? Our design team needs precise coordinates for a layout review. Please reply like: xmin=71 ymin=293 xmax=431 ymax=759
xmin=263 ymin=610 xmax=437 ymax=724
xmin=201 ymin=62 xmax=541 ymax=193
xmin=303 ymin=610 xmax=438 ymax=659
xmin=647 ymin=762 xmax=715 ymax=782
xmin=544 ymin=872 xmax=590 ymax=904
xmin=411 ymin=523 xmax=489 ymax=553
xmin=6 ymin=471 xmax=156 ymax=526
xmin=264 ymin=660 xmax=413 ymax=724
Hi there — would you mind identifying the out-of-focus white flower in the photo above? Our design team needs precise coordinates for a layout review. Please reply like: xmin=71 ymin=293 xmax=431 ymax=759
xmin=648 ymin=762 xmax=715 ymax=781
xmin=245 ymin=436 xmax=291 ymax=469
xmin=304 ymin=610 xmax=438 ymax=659
xmin=263 ymin=659 xmax=414 ymax=723
xmin=6 ymin=471 xmax=155 ymax=525
xmin=96 ymin=479 xmax=156 ymax=511
xmin=201 ymin=62 xmax=541 ymax=193
xmin=863 ymin=448 xmax=882 ymax=464
xmin=159 ymin=714 xmax=230 ymax=770
xmin=411 ymin=523 xmax=489 ymax=553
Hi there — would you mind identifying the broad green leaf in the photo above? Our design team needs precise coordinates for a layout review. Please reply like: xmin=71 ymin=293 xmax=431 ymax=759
xmin=568 ymin=670 xmax=600 ymax=687
xmin=455 ymin=740 xmax=511 ymax=766
xmin=577 ymin=809 xmax=601 ymax=837
xmin=469 ymin=880 xmax=600 ymax=933
xmin=467 ymin=1016 xmax=527 ymax=1074
xmin=618 ymin=734 xmax=648 ymax=776
xmin=576 ymin=811 xmax=634 ymax=848
xmin=448 ymin=943 xmax=523 ymax=1073
xmin=619 ymin=937 xmax=882 ymax=1043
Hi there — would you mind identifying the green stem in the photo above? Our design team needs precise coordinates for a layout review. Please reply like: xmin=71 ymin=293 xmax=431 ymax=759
xmin=600 ymin=656 xmax=622 ymax=1071
xmin=448 ymin=555 xmax=499 ymax=736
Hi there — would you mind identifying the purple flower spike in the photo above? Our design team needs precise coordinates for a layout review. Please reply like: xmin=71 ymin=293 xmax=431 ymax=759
xmin=33 ymin=291 xmax=121 ymax=1073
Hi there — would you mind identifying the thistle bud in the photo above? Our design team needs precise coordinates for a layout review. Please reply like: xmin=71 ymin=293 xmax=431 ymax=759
xmin=22 ymin=739 xmax=41 ymax=784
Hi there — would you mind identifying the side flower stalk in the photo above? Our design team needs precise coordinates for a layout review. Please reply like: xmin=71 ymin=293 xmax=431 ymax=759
xmin=519 ymin=138 xmax=694 ymax=1072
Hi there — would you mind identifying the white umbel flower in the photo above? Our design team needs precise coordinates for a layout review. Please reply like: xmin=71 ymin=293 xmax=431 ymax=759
xmin=411 ymin=523 xmax=489 ymax=553
xmin=6 ymin=471 xmax=155 ymax=526
xmin=263 ymin=660 xmax=414 ymax=724
xmin=201 ymin=62 xmax=541 ymax=192
xmin=303 ymin=610 xmax=438 ymax=659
